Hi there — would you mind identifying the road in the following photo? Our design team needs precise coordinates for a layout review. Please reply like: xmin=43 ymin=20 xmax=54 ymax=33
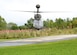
xmin=0 ymin=34 xmax=77 ymax=47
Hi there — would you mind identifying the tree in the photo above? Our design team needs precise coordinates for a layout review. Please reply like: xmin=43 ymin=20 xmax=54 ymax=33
xmin=0 ymin=16 xmax=7 ymax=30
xmin=55 ymin=18 xmax=65 ymax=29
xmin=7 ymin=22 xmax=18 ymax=30
xmin=66 ymin=18 xmax=72 ymax=29
xmin=43 ymin=19 xmax=54 ymax=28
xmin=72 ymin=17 xmax=77 ymax=28
xmin=19 ymin=25 xmax=27 ymax=30
xmin=25 ymin=18 xmax=34 ymax=29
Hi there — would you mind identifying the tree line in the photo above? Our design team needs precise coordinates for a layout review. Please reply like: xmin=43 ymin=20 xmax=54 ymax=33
xmin=0 ymin=16 xmax=77 ymax=30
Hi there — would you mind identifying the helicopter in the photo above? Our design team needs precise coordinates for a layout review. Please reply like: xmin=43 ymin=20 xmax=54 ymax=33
xmin=32 ymin=4 xmax=43 ymax=30
xmin=15 ymin=4 xmax=44 ymax=30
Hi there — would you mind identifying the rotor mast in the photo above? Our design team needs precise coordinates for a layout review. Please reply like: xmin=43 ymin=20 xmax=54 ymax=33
xmin=36 ymin=4 xmax=40 ymax=13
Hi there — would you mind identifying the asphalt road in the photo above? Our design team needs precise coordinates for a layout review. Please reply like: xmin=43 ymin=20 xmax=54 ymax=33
xmin=0 ymin=34 xmax=77 ymax=47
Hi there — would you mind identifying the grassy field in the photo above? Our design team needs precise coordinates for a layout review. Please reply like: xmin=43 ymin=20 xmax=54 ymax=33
xmin=0 ymin=28 xmax=77 ymax=39
xmin=0 ymin=38 xmax=77 ymax=55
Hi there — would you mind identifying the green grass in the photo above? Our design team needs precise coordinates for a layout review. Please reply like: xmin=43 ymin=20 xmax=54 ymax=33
xmin=0 ymin=38 xmax=77 ymax=55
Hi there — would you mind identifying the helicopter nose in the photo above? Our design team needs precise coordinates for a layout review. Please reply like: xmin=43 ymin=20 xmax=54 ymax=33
xmin=36 ymin=4 xmax=40 ymax=8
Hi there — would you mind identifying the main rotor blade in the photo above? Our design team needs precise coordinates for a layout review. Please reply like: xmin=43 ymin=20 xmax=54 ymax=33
xmin=39 ymin=11 xmax=71 ymax=13
xmin=12 ymin=10 xmax=37 ymax=13
xmin=12 ymin=10 xmax=73 ymax=13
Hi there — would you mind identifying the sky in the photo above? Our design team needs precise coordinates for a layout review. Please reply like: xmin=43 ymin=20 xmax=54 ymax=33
xmin=0 ymin=0 xmax=77 ymax=26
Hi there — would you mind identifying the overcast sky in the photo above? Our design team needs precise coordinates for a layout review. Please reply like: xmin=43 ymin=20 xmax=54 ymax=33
xmin=0 ymin=0 xmax=77 ymax=25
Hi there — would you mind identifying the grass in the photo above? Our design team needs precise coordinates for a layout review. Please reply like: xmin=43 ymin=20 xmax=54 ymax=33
xmin=0 ymin=38 xmax=77 ymax=55
xmin=0 ymin=28 xmax=77 ymax=39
